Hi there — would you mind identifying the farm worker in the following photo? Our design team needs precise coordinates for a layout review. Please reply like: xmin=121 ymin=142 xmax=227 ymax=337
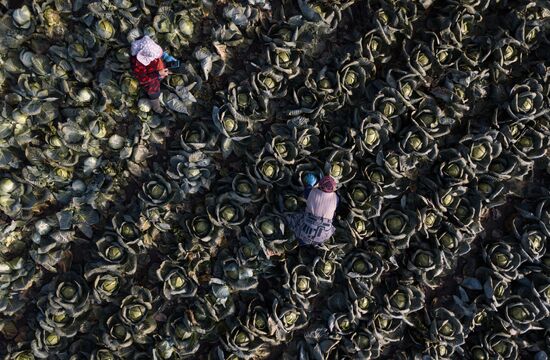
xmin=286 ymin=174 xmax=340 ymax=246
xmin=130 ymin=36 xmax=176 ymax=114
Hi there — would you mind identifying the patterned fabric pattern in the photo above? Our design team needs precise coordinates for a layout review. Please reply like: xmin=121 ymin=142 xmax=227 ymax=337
xmin=130 ymin=56 xmax=165 ymax=96
xmin=131 ymin=36 xmax=163 ymax=65
xmin=286 ymin=212 xmax=335 ymax=246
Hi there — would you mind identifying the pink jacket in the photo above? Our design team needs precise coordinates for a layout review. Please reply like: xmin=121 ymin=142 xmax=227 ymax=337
xmin=305 ymin=188 xmax=338 ymax=220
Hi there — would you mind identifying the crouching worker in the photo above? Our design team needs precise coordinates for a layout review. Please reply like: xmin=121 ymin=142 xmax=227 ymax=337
xmin=130 ymin=36 xmax=174 ymax=114
xmin=286 ymin=175 xmax=339 ymax=246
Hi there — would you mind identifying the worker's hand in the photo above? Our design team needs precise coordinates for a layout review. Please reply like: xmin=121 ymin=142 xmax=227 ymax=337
xmin=304 ymin=173 xmax=318 ymax=187
xmin=159 ymin=68 xmax=171 ymax=79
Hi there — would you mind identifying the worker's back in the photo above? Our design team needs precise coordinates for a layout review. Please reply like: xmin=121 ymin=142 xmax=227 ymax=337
xmin=306 ymin=188 xmax=338 ymax=220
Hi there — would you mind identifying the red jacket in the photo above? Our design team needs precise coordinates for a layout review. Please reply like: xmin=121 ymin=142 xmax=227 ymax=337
xmin=130 ymin=56 xmax=165 ymax=96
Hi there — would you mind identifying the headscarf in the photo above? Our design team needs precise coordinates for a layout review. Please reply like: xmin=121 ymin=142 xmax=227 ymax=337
xmin=318 ymin=175 xmax=337 ymax=193
xmin=131 ymin=36 xmax=163 ymax=66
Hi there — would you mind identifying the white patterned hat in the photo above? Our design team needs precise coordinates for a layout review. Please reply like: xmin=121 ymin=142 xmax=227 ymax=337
xmin=131 ymin=36 xmax=163 ymax=66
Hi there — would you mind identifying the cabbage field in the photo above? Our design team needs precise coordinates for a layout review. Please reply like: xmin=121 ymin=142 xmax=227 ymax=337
xmin=0 ymin=0 xmax=549 ymax=359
